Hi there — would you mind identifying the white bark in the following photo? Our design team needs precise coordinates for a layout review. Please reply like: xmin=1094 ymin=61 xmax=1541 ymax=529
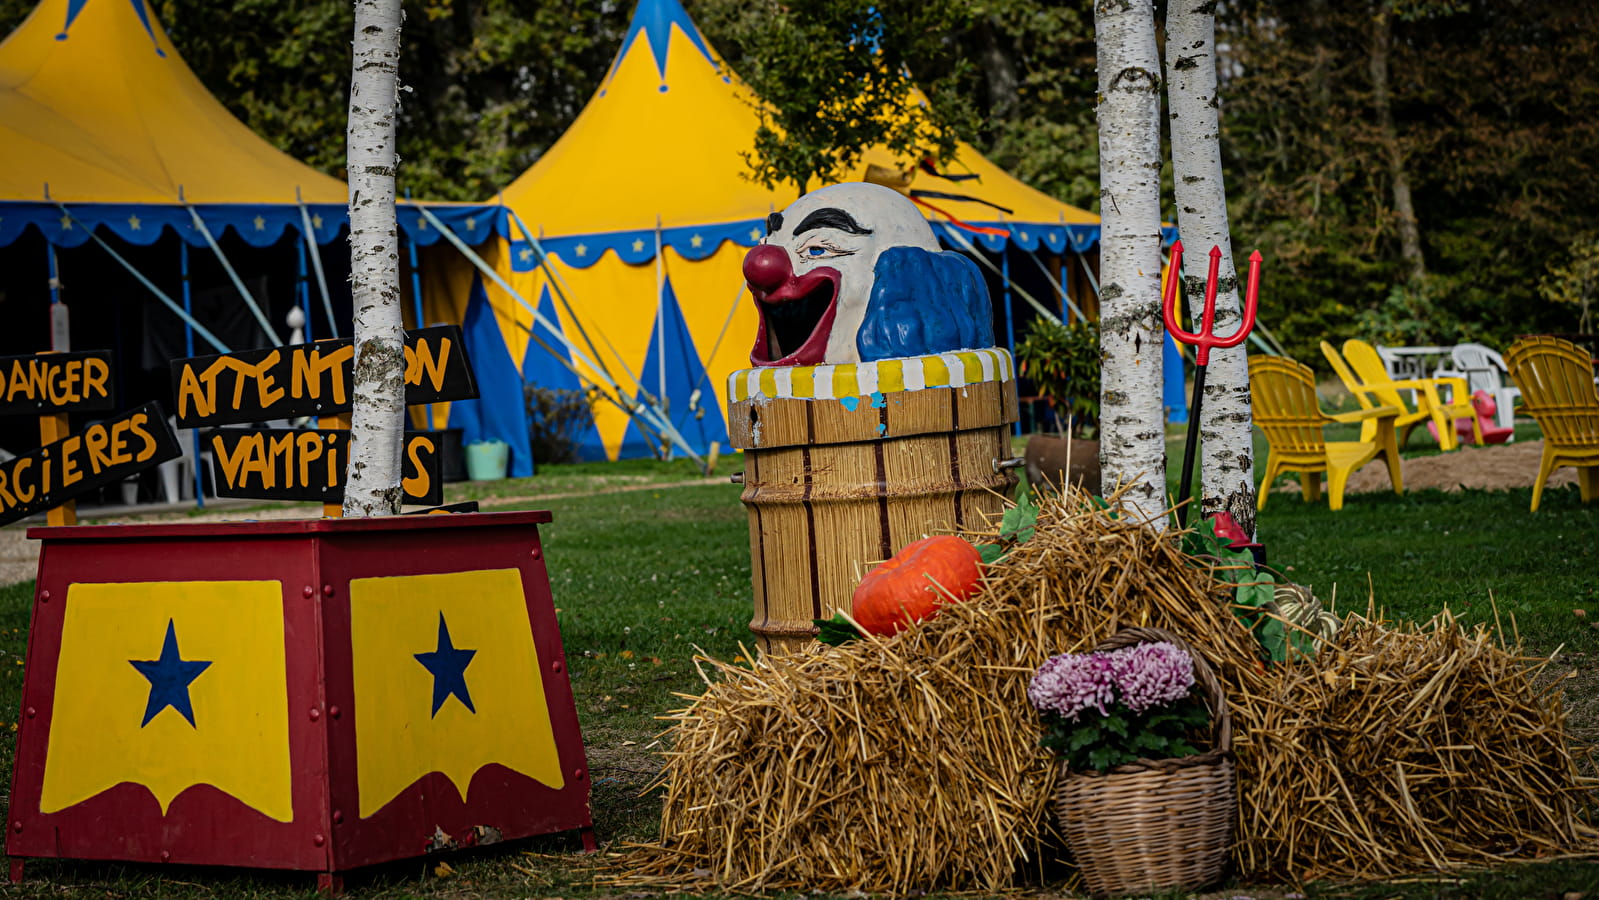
xmin=343 ymin=0 xmax=407 ymax=517
xmin=1095 ymin=0 xmax=1167 ymax=526
xmin=1166 ymin=0 xmax=1257 ymax=535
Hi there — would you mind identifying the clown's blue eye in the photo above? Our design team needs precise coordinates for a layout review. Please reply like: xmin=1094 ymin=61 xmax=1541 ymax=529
xmin=806 ymin=247 xmax=828 ymax=257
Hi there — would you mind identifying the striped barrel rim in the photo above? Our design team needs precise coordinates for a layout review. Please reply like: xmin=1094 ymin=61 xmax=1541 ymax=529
xmin=727 ymin=348 xmax=1015 ymax=403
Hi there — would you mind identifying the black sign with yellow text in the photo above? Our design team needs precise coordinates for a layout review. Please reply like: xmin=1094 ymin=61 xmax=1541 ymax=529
xmin=207 ymin=428 xmax=444 ymax=506
xmin=0 ymin=350 xmax=116 ymax=415
xmin=170 ymin=326 xmax=477 ymax=428
xmin=0 ymin=402 xmax=180 ymax=526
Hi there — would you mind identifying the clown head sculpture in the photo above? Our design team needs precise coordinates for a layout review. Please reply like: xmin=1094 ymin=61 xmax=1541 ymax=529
xmin=744 ymin=183 xmax=995 ymax=367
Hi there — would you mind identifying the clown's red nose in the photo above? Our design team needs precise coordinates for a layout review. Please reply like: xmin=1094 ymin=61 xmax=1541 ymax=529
xmin=743 ymin=244 xmax=791 ymax=293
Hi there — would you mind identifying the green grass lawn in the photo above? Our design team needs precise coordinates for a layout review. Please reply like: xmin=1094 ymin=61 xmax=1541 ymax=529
xmin=0 ymin=431 xmax=1596 ymax=898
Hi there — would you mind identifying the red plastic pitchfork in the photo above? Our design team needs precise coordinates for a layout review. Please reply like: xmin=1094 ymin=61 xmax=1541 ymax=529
xmin=1163 ymin=241 xmax=1261 ymax=528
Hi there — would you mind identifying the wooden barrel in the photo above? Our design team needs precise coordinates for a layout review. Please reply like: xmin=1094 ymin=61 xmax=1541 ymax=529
xmin=727 ymin=349 xmax=1020 ymax=654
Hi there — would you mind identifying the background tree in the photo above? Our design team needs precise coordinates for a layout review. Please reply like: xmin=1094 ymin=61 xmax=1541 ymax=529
xmin=1221 ymin=0 xmax=1599 ymax=358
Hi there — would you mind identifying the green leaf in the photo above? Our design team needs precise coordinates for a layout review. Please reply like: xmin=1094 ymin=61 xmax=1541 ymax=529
xmin=813 ymin=613 xmax=861 ymax=647
xmin=1102 ymin=713 xmax=1128 ymax=737
xmin=999 ymin=485 xmax=1038 ymax=544
xmin=977 ymin=542 xmax=1007 ymax=566
xmin=1067 ymin=724 xmax=1100 ymax=751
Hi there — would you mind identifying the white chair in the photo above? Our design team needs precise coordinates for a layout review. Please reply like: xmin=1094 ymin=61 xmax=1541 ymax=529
xmin=159 ymin=416 xmax=214 ymax=504
xmin=1434 ymin=343 xmax=1520 ymax=438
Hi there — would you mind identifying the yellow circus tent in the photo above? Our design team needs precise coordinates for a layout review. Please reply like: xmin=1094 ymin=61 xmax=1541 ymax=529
xmin=422 ymin=0 xmax=1107 ymax=463
xmin=0 ymin=0 xmax=503 ymax=350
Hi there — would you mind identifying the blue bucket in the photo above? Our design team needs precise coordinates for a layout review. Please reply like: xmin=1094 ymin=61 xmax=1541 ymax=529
xmin=464 ymin=440 xmax=509 ymax=481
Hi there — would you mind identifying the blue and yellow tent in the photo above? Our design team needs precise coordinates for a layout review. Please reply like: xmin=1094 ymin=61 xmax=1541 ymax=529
xmin=419 ymin=0 xmax=1138 ymax=464
xmin=0 ymin=0 xmax=502 ymax=350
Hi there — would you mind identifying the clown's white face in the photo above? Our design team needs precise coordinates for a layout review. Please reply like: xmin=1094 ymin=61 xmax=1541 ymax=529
xmin=744 ymin=183 xmax=940 ymax=366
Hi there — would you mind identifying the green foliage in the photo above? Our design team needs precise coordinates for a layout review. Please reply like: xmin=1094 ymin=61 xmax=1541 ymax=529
xmin=1038 ymin=700 xmax=1209 ymax=773
xmin=524 ymin=385 xmax=599 ymax=466
xmin=693 ymin=0 xmax=1098 ymax=199
xmin=1013 ymin=317 xmax=1099 ymax=437
xmin=1181 ymin=514 xmax=1308 ymax=665
xmin=687 ymin=0 xmax=977 ymax=191
xmin=1221 ymin=0 xmax=1599 ymax=359
xmin=977 ymin=481 xmax=1038 ymax=565
xmin=1538 ymin=234 xmax=1599 ymax=334
xmin=814 ymin=611 xmax=862 ymax=646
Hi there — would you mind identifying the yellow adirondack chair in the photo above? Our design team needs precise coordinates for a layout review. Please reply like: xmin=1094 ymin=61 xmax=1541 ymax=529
xmin=1250 ymin=355 xmax=1405 ymax=511
xmin=1504 ymin=336 xmax=1599 ymax=511
xmin=1319 ymin=339 xmax=1481 ymax=451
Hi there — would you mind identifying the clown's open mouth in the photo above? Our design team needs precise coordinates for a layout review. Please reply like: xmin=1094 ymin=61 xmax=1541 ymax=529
xmin=749 ymin=267 xmax=840 ymax=367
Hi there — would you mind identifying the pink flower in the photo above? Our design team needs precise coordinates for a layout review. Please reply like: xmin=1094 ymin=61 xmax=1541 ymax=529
xmin=1028 ymin=651 xmax=1116 ymax=722
xmin=1031 ymin=642 xmax=1196 ymax=718
xmin=1107 ymin=642 xmax=1195 ymax=713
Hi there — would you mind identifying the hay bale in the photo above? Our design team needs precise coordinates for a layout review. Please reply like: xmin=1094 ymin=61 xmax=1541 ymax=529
xmin=616 ymin=491 xmax=1597 ymax=892
xmin=621 ymin=493 xmax=1267 ymax=893
xmin=1235 ymin=609 xmax=1599 ymax=882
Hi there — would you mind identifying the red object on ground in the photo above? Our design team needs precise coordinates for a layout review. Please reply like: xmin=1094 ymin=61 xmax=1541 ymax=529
xmin=1427 ymin=389 xmax=1513 ymax=445
xmin=851 ymin=535 xmax=984 ymax=635
xmin=6 ymin=511 xmax=594 ymax=887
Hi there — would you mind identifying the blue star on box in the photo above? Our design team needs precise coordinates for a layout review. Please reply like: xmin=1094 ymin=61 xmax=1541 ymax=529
xmin=414 ymin=613 xmax=477 ymax=717
xmin=129 ymin=620 xmax=212 ymax=727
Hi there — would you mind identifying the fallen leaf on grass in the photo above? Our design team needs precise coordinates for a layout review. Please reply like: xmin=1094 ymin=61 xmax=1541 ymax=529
xmin=433 ymin=861 xmax=455 ymax=877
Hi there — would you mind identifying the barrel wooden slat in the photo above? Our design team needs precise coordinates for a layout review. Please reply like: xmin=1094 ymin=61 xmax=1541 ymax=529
xmin=735 ymin=374 xmax=1019 ymax=654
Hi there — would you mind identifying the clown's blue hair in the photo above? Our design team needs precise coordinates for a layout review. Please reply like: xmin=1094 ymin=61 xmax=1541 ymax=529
xmin=856 ymin=247 xmax=995 ymax=362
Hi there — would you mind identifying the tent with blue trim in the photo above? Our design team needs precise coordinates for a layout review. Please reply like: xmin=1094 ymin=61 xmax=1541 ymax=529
xmin=0 ymin=0 xmax=509 ymax=470
xmin=426 ymin=0 xmax=1140 ymax=463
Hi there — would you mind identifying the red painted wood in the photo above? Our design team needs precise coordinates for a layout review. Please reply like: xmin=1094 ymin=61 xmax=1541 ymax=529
xmin=8 ymin=858 xmax=23 ymax=882
xmin=25 ymin=509 xmax=552 ymax=543
xmin=316 ymin=871 xmax=343 ymax=895
xmin=4 ymin=512 xmax=590 ymax=878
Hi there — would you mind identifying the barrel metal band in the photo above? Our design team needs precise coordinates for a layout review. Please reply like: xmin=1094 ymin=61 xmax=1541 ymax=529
xmin=727 ymin=348 xmax=1015 ymax=403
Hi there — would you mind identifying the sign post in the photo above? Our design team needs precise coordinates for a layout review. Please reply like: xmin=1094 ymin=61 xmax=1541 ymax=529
xmin=0 ymin=350 xmax=179 ymax=528
xmin=170 ymin=325 xmax=476 ymax=512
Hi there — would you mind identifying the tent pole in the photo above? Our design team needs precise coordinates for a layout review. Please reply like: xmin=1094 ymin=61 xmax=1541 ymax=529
xmin=184 ymin=205 xmax=283 ymax=345
xmin=504 ymin=207 xmax=638 ymax=390
xmin=683 ymin=283 xmax=747 ymax=419
xmin=297 ymin=193 xmax=338 ymax=338
xmin=55 ymin=204 xmax=229 ymax=353
xmin=1059 ymin=253 xmax=1071 ymax=324
xmin=295 ymin=237 xmax=314 ymax=342
xmin=1001 ymin=247 xmax=1019 ymax=438
xmin=46 ymin=242 xmax=61 ymax=307
xmin=180 ymin=242 xmax=205 ymax=509
xmin=415 ymin=205 xmax=704 ymax=466
xmin=654 ymin=215 xmax=668 ymax=460
xmin=939 ymin=224 xmax=1060 ymax=325
xmin=402 ymin=195 xmax=431 ymax=429
xmin=1023 ymin=248 xmax=1086 ymax=321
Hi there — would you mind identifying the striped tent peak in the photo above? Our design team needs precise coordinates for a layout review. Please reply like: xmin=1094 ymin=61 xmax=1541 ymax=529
xmin=728 ymin=348 xmax=1014 ymax=404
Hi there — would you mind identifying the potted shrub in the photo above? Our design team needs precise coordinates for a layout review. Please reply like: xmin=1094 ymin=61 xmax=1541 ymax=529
xmin=1014 ymin=317 xmax=1101 ymax=494
xmin=1028 ymin=627 xmax=1235 ymax=897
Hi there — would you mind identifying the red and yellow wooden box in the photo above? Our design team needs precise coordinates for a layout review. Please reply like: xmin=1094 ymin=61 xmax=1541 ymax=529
xmin=5 ymin=511 xmax=592 ymax=888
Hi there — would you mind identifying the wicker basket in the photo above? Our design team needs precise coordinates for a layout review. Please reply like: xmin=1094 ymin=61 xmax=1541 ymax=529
xmin=1051 ymin=626 xmax=1236 ymax=898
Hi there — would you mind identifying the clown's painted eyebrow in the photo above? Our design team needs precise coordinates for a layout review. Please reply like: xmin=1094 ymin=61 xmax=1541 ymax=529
xmin=766 ymin=212 xmax=783 ymax=235
xmin=794 ymin=208 xmax=873 ymax=236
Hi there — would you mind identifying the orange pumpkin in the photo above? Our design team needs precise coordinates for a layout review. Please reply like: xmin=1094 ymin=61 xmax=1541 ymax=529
xmin=850 ymin=536 xmax=984 ymax=636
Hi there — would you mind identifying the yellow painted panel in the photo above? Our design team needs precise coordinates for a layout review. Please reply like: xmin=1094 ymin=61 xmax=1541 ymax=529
xmin=349 ymin=569 xmax=563 ymax=819
xmin=41 ymin=581 xmax=292 ymax=820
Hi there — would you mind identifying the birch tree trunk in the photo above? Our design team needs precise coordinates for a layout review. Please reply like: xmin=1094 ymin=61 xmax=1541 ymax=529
xmin=342 ymin=0 xmax=406 ymax=517
xmin=1095 ymin=0 xmax=1167 ymax=526
xmin=1166 ymin=0 xmax=1257 ymax=536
